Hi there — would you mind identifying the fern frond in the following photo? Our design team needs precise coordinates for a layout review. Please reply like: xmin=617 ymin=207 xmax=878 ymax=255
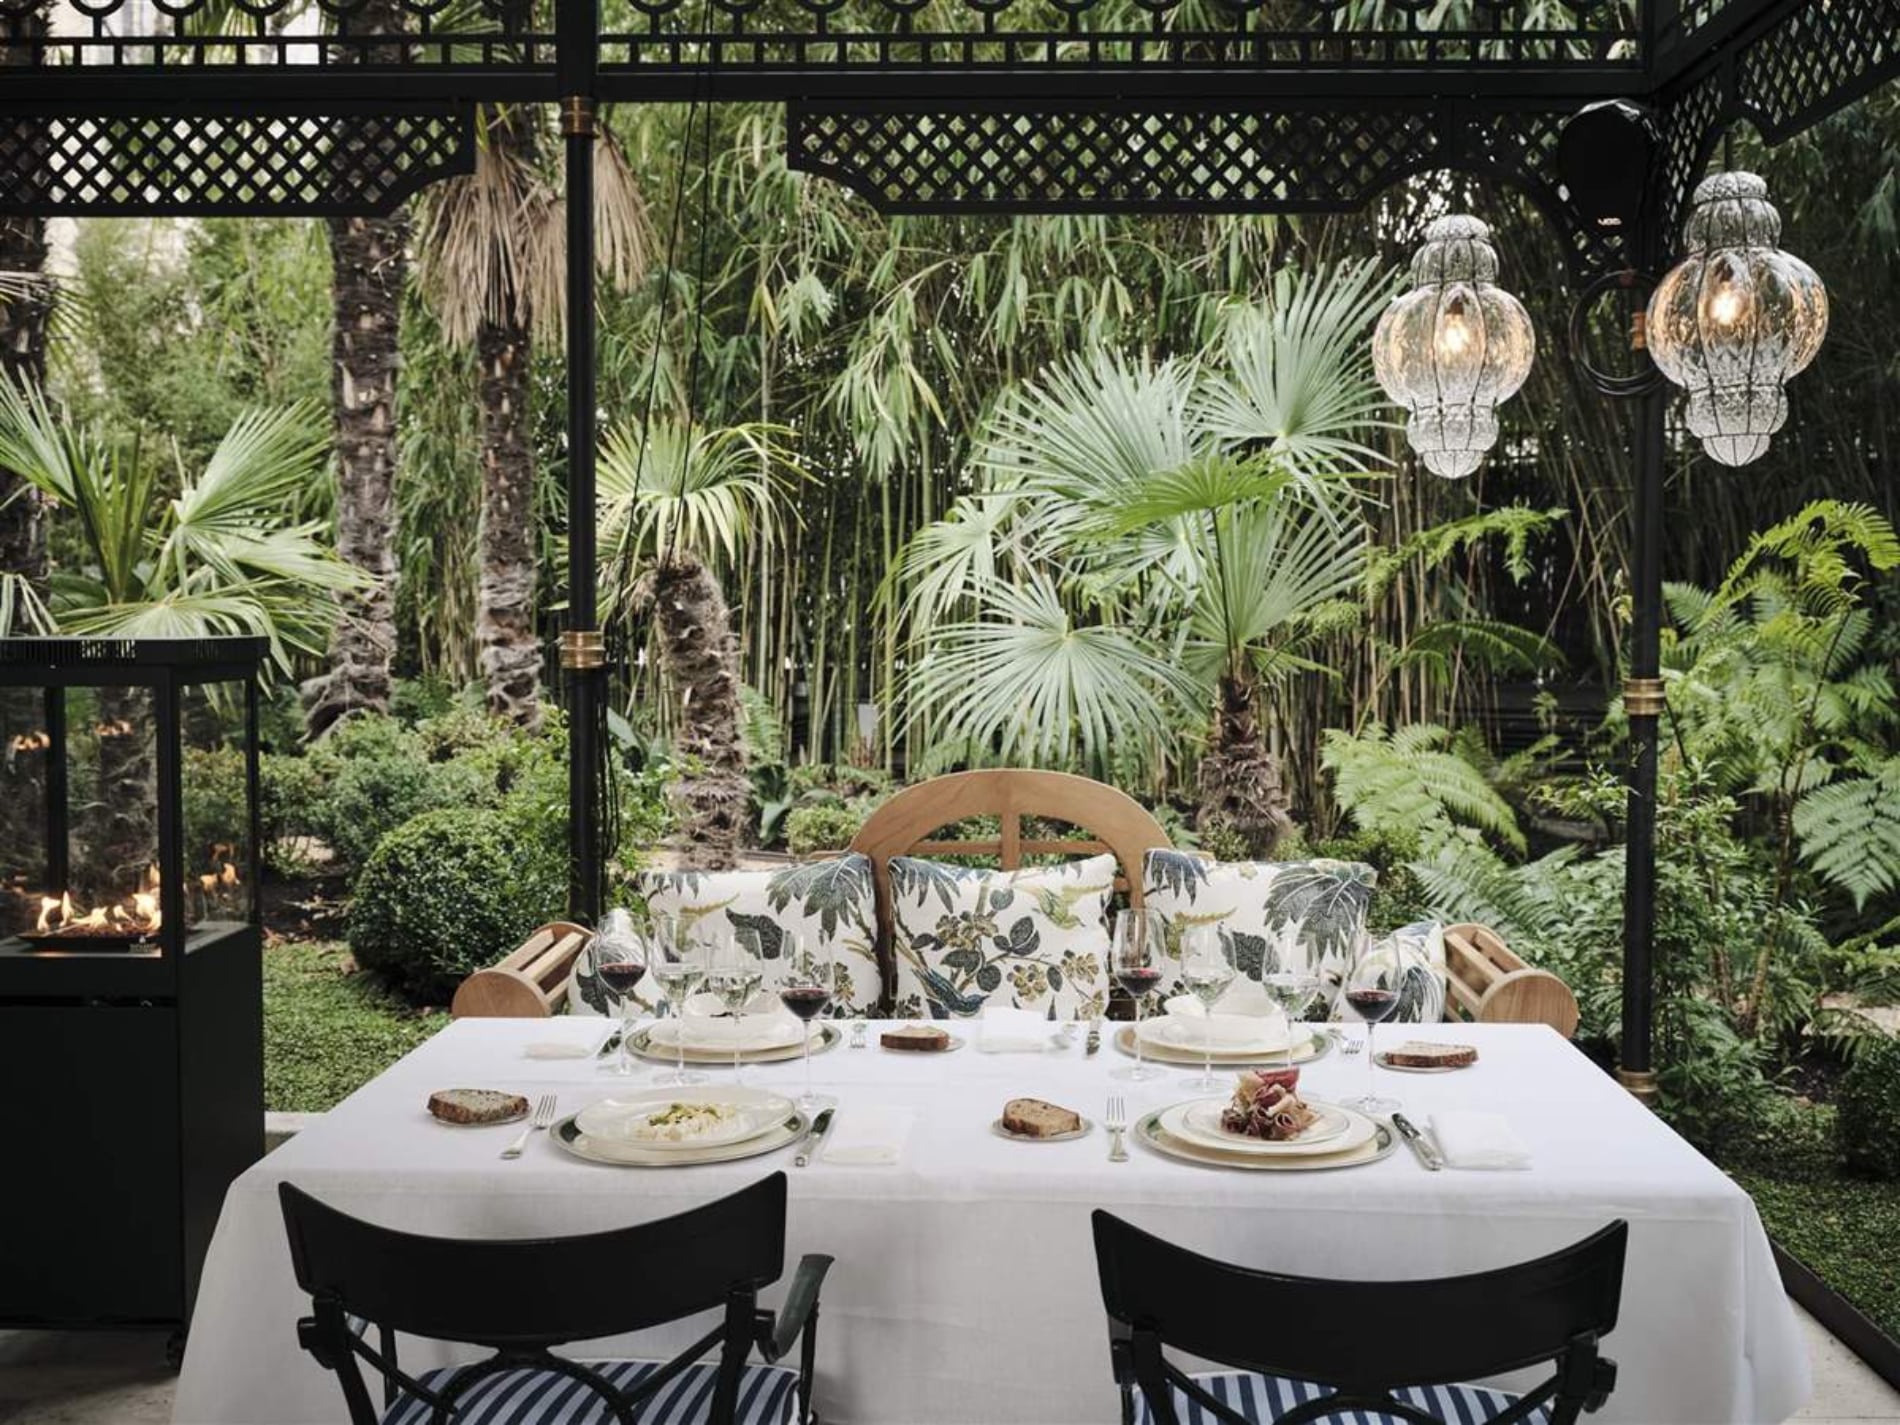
xmin=1793 ymin=759 xmax=1900 ymax=909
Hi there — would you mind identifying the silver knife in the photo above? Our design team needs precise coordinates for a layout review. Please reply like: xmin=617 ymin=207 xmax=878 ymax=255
xmin=795 ymin=1107 xmax=835 ymax=1168
xmin=1391 ymin=1113 xmax=1443 ymax=1171
xmin=1084 ymin=1018 xmax=1102 ymax=1056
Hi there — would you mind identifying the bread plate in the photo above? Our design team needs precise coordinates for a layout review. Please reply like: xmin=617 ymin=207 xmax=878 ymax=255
xmin=989 ymin=1117 xmax=1093 ymax=1143
xmin=878 ymin=1026 xmax=966 ymax=1054
xmin=625 ymin=1023 xmax=841 ymax=1065
xmin=1374 ymin=1050 xmax=1475 ymax=1074
xmin=1137 ymin=1111 xmax=1396 ymax=1172
xmin=426 ymin=1089 xmax=529 ymax=1128
xmin=551 ymin=1109 xmax=809 ymax=1167
xmin=1113 ymin=1024 xmax=1331 ymax=1068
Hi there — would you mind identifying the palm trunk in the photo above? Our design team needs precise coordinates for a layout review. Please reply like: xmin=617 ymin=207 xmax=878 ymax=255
xmin=642 ymin=551 xmax=749 ymax=868
xmin=1196 ymin=673 xmax=1295 ymax=858
xmin=475 ymin=315 xmax=541 ymax=727
xmin=306 ymin=209 xmax=406 ymax=735
xmin=0 ymin=5 xmax=50 ymax=584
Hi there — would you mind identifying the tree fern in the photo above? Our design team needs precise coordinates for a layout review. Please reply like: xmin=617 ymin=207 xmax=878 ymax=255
xmin=1321 ymin=723 xmax=1526 ymax=853
xmin=1793 ymin=758 xmax=1900 ymax=908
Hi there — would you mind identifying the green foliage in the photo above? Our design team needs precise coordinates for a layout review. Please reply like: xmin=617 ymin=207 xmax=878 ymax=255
xmin=1838 ymin=1034 xmax=1900 ymax=1180
xmin=264 ymin=940 xmax=445 ymax=1113
xmin=1794 ymin=758 xmax=1900 ymax=909
xmin=786 ymin=802 xmax=868 ymax=856
xmin=182 ymin=746 xmax=248 ymax=876
xmin=1321 ymin=722 xmax=1526 ymax=853
xmin=1302 ymin=825 xmax=1431 ymax=932
xmin=348 ymin=807 xmax=567 ymax=1004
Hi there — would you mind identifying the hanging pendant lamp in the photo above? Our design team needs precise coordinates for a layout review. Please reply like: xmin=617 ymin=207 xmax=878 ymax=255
xmin=1372 ymin=215 xmax=1536 ymax=480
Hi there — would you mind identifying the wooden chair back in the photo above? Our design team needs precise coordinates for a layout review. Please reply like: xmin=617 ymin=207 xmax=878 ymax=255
xmin=1442 ymin=922 xmax=1580 ymax=1037
xmin=450 ymin=921 xmax=591 ymax=1019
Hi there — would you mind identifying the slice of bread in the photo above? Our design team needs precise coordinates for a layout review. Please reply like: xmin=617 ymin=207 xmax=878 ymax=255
xmin=428 ymin=1088 xmax=531 ymax=1125
xmin=1002 ymin=1097 xmax=1082 ymax=1138
xmin=881 ymin=1024 xmax=953 ymax=1052
xmin=1382 ymin=1041 xmax=1478 ymax=1069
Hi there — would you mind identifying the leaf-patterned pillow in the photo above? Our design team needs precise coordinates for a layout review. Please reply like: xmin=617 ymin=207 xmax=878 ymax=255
xmin=1142 ymin=849 xmax=1377 ymax=1005
xmin=887 ymin=853 xmax=1116 ymax=1022
xmin=569 ymin=854 xmax=881 ymax=1017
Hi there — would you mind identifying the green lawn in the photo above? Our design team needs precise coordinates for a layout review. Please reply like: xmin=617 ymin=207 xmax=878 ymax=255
xmin=1735 ymin=1162 xmax=1900 ymax=1341
xmin=264 ymin=939 xmax=447 ymax=1112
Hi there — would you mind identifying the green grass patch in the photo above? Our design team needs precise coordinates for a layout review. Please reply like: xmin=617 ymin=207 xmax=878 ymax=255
xmin=265 ymin=938 xmax=446 ymax=1112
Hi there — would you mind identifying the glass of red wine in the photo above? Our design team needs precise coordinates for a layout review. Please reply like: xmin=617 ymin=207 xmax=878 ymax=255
xmin=1343 ymin=940 xmax=1402 ymax=1115
xmin=590 ymin=911 xmax=649 ymax=1078
xmin=1111 ymin=908 xmax=1168 ymax=1083
xmin=779 ymin=936 xmax=836 ymax=1113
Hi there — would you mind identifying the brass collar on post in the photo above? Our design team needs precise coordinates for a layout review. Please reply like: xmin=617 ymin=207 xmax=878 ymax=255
xmin=559 ymin=630 xmax=605 ymax=670
xmin=1615 ymin=1067 xmax=1659 ymax=1106
xmin=1623 ymin=676 xmax=1665 ymax=717
xmin=561 ymin=96 xmax=596 ymax=137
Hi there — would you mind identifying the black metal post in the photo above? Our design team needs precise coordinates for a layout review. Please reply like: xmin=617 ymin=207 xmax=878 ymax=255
xmin=559 ymin=0 xmax=604 ymax=925
xmin=43 ymin=685 xmax=66 ymax=894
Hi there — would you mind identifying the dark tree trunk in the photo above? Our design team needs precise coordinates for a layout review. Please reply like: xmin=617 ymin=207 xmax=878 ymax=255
xmin=1196 ymin=673 xmax=1295 ymax=858
xmin=641 ymin=551 xmax=749 ymax=869
xmin=305 ymin=209 xmax=407 ymax=736
xmin=476 ymin=316 xmax=542 ymax=727
xmin=0 ymin=5 xmax=50 ymax=585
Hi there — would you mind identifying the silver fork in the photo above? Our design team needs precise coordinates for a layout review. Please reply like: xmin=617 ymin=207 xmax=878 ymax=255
xmin=1340 ymin=1033 xmax=1365 ymax=1057
xmin=502 ymin=1094 xmax=557 ymax=1159
xmin=1106 ymin=1095 xmax=1129 ymax=1162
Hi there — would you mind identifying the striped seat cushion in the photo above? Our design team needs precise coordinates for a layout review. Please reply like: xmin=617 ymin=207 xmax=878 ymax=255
xmin=1132 ymin=1372 xmax=1549 ymax=1425
xmin=383 ymin=1358 xmax=800 ymax=1425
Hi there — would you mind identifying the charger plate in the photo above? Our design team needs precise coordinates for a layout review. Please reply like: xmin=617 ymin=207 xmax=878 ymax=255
xmin=575 ymin=1085 xmax=795 ymax=1149
xmin=1137 ymin=1111 xmax=1395 ymax=1172
xmin=625 ymin=1023 xmax=841 ymax=1066
xmin=1113 ymin=1025 xmax=1331 ymax=1068
xmin=551 ymin=1110 xmax=809 ymax=1167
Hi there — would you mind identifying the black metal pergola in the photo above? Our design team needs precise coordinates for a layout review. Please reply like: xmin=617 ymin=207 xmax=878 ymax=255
xmin=2 ymin=0 xmax=1895 ymax=1096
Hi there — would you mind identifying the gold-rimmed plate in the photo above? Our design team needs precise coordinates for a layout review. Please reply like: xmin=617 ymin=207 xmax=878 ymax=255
xmin=550 ymin=1110 xmax=809 ymax=1167
xmin=1113 ymin=1024 xmax=1332 ymax=1068
xmin=625 ymin=1023 xmax=842 ymax=1065
xmin=1136 ymin=1111 xmax=1396 ymax=1172
xmin=1163 ymin=1098 xmax=1376 ymax=1157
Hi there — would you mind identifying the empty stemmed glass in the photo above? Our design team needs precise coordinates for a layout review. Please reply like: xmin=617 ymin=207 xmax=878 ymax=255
xmin=703 ymin=939 xmax=765 ymax=1082
xmin=646 ymin=917 xmax=708 ymax=1087
xmin=778 ymin=937 xmax=836 ymax=1113
xmin=1344 ymin=940 xmax=1403 ymax=1115
xmin=1260 ymin=927 xmax=1321 ymax=1075
xmin=1110 ymin=908 xmax=1167 ymax=1083
xmin=589 ymin=909 xmax=648 ymax=1078
xmin=1178 ymin=926 xmax=1236 ymax=1092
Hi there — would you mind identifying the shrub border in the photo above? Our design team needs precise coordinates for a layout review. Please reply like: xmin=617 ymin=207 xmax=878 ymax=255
xmin=1773 ymin=1239 xmax=1900 ymax=1392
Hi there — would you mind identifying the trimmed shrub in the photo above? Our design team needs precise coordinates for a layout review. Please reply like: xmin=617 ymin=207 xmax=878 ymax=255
xmin=348 ymin=807 xmax=565 ymax=1004
xmin=1838 ymin=1033 xmax=1900 ymax=1180
xmin=786 ymin=801 xmax=866 ymax=856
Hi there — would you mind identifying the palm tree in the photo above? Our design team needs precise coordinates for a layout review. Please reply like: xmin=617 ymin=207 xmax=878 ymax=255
xmin=598 ymin=417 xmax=799 ymax=867
xmin=899 ymin=260 xmax=1391 ymax=853
xmin=0 ymin=380 xmax=368 ymax=883
xmin=415 ymin=104 xmax=649 ymax=728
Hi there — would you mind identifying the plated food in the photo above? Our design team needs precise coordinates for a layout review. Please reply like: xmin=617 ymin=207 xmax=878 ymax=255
xmin=994 ymin=1097 xmax=1089 ymax=1141
xmin=1220 ymin=1071 xmax=1322 ymax=1141
xmin=1378 ymin=1040 xmax=1478 ymax=1070
xmin=881 ymin=1024 xmax=954 ymax=1052
xmin=427 ymin=1088 xmax=530 ymax=1126
xmin=627 ymin=1101 xmax=741 ymax=1143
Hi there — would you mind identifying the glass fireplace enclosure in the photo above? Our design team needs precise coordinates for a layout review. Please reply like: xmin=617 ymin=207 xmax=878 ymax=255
xmin=0 ymin=636 xmax=264 ymax=1341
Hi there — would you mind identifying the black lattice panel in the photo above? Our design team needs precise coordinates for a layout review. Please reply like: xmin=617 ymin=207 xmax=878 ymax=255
xmin=788 ymin=104 xmax=1442 ymax=214
xmin=0 ymin=108 xmax=474 ymax=217
xmin=1736 ymin=0 xmax=1900 ymax=138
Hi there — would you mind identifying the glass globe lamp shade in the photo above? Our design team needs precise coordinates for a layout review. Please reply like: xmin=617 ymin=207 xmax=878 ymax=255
xmin=1645 ymin=172 xmax=1828 ymax=467
xmin=1372 ymin=215 xmax=1535 ymax=480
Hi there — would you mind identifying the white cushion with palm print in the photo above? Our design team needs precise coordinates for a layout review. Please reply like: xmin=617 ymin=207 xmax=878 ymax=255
xmin=887 ymin=854 xmax=1116 ymax=1022
xmin=568 ymin=855 xmax=881 ymax=1017
xmin=1141 ymin=849 xmax=1378 ymax=1008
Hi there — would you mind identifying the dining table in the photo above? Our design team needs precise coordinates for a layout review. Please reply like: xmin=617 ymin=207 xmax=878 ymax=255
xmin=172 ymin=1016 xmax=1811 ymax=1425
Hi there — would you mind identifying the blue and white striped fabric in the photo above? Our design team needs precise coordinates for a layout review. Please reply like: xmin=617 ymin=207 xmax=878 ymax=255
xmin=381 ymin=1358 xmax=801 ymax=1425
xmin=1131 ymin=1372 xmax=1549 ymax=1425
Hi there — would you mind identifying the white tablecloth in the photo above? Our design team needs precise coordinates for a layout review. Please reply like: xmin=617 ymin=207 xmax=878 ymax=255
xmin=174 ymin=1020 xmax=1810 ymax=1424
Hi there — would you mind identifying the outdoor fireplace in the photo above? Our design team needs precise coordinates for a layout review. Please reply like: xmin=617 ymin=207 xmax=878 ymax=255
xmin=0 ymin=636 xmax=264 ymax=1352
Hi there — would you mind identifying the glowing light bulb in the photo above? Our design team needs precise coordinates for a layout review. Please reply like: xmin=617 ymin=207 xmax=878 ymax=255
xmin=1436 ymin=308 xmax=1474 ymax=358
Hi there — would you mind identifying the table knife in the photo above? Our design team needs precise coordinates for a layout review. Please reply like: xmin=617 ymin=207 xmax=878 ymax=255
xmin=1391 ymin=1113 xmax=1443 ymax=1171
xmin=796 ymin=1108 xmax=835 ymax=1168
xmin=1084 ymin=1018 xmax=1102 ymax=1056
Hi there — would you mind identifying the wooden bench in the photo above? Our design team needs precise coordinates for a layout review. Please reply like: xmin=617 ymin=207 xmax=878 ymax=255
xmin=450 ymin=921 xmax=591 ymax=1019
xmin=1441 ymin=921 xmax=1580 ymax=1036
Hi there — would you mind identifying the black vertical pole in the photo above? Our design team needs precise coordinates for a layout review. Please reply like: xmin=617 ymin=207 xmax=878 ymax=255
xmin=44 ymin=685 xmax=66 ymax=894
xmin=559 ymin=0 xmax=604 ymax=925
xmin=1619 ymin=383 xmax=1665 ymax=1103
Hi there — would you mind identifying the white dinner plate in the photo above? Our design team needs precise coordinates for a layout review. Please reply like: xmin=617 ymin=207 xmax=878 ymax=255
xmin=552 ymin=1110 xmax=808 ymax=1167
xmin=626 ymin=1023 xmax=841 ymax=1065
xmin=575 ymin=1085 xmax=794 ymax=1149
xmin=1157 ymin=1098 xmax=1377 ymax=1157
xmin=990 ymin=1116 xmax=1093 ymax=1143
xmin=648 ymin=1016 xmax=809 ymax=1053
xmin=1137 ymin=1016 xmax=1292 ymax=1055
xmin=1113 ymin=1024 xmax=1330 ymax=1067
xmin=1137 ymin=1112 xmax=1396 ymax=1172
xmin=1175 ymin=1096 xmax=1352 ymax=1152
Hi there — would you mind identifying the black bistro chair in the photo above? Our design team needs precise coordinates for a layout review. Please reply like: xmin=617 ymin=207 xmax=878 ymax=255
xmin=1091 ymin=1211 xmax=1627 ymax=1425
xmin=279 ymin=1172 xmax=831 ymax=1425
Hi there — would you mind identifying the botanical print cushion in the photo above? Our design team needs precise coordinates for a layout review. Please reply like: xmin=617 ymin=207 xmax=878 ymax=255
xmin=1141 ymin=849 xmax=1377 ymax=1004
xmin=886 ymin=854 xmax=1117 ymax=1022
xmin=568 ymin=855 xmax=880 ymax=1017
xmin=1375 ymin=920 xmax=1448 ymax=1023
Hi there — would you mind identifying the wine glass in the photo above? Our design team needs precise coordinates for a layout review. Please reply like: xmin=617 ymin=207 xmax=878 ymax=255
xmin=1344 ymin=939 xmax=1403 ymax=1115
xmin=647 ymin=916 xmax=708 ymax=1087
xmin=1178 ymin=925 xmax=1235 ymax=1091
xmin=1260 ymin=927 xmax=1321 ymax=1074
xmin=779 ymin=937 xmax=835 ymax=1113
xmin=1110 ymin=908 xmax=1167 ymax=1083
xmin=703 ymin=938 xmax=765 ymax=1081
xmin=590 ymin=910 xmax=648 ymax=1078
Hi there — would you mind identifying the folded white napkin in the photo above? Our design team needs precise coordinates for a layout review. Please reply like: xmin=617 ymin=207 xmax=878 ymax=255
xmin=667 ymin=993 xmax=803 ymax=1050
xmin=1429 ymin=1111 xmax=1532 ymax=1170
xmin=522 ymin=1041 xmax=595 ymax=1060
xmin=975 ymin=1006 xmax=1055 ymax=1053
xmin=1155 ymin=994 xmax=1290 ymax=1048
xmin=820 ymin=1106 xmax=915 ymax=1166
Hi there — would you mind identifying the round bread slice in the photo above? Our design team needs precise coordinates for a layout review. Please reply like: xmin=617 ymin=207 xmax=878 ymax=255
xmin=1382 ymin=1041 xmax=1478 ymax=1069
xmin=1002 ymin=1097 xmax=1082 ymax=1138
xmin=881 ymin=1024 xmax=952 ymax=1052
xmin=428 ymin=1088 xmax=531 ymax=1125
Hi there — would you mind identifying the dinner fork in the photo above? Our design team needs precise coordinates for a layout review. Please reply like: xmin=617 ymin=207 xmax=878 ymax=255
xmin=1105 ymin=1095 xmax=1129 ymax=1163
xmin=502 ymin=1094 xmax=558 ymax=1160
